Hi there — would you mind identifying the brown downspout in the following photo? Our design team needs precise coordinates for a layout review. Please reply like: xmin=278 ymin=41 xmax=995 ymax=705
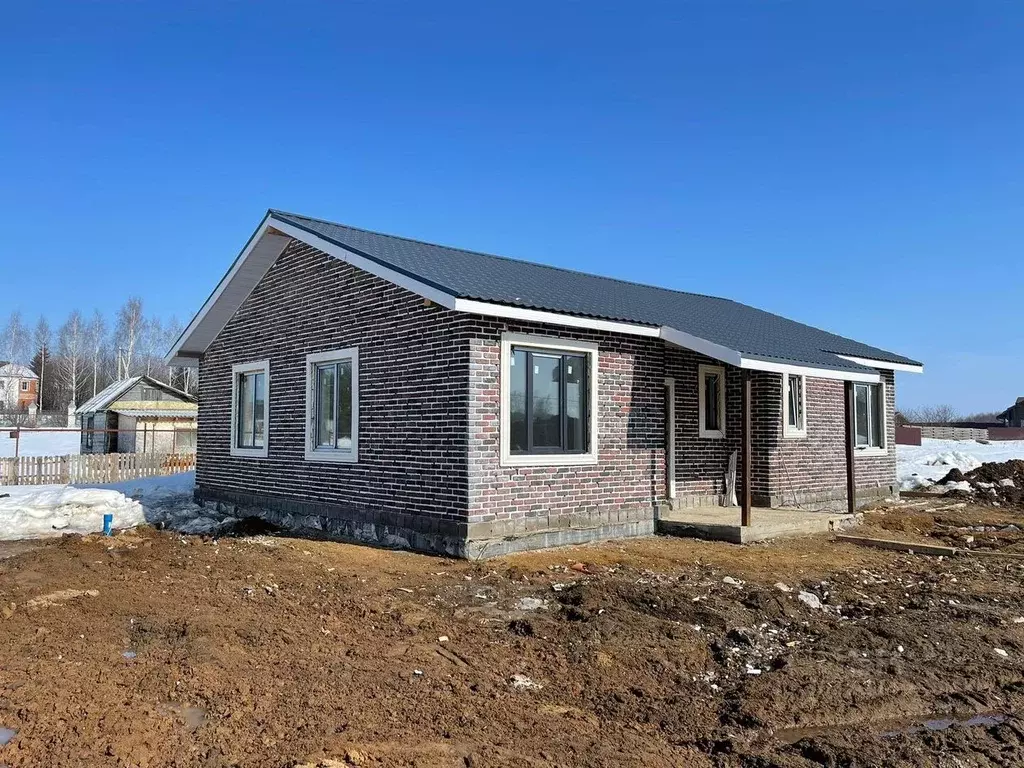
xmin=844 ymin=380 xmax=857 ymax=515
xmin=741 ymin=369 xmax=752 ymax=526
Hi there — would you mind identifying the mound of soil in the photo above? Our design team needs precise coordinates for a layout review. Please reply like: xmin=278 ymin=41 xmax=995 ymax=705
xmin=939 ymin=460 xmax=1024 ymax=506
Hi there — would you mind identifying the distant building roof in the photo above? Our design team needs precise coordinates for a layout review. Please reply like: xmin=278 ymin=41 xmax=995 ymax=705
xmin=0 ymin=362 xmax=38 ymax=380
xmin=76 ymin=375 xmax=196 ymax=414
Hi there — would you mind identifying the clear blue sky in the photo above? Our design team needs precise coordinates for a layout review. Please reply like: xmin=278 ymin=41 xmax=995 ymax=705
xmin=1 ymin=1 xmax=1021 ymax=413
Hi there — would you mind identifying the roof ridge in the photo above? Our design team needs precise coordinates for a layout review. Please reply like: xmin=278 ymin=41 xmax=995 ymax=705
xmin=269 ymin=209 xmax=737 ymax=305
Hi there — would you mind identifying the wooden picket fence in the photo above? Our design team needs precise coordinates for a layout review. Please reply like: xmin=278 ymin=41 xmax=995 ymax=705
xmin=0 ymin=452 xmax=196 ymax=487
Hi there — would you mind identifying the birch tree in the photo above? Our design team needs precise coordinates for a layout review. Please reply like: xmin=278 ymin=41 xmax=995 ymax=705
xmin=114 ymin=297 xmax=144 ymax=379
xmin=32 ymin=317 xmax=51 ymax=408
xmin=142 ymin=315 xmax=165 ymax=378
xmin=1 ymin=311 xmax=28 ymax=364
xmin=57 ymin=310 xmax=87 ymax=407
xmin=86 ymin=310 xmax=108 ymax=397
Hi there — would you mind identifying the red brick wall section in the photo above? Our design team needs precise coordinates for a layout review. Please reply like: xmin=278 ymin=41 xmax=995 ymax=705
xmin=464 ymin=318 xmax=665 ymax=527
xmin=765 ymin=370 xmax=898 ymax=506
xmin=663 ymin=347 xmax=776 ymax=502
xmin=197 ymin=240 xmax=471 ymax=522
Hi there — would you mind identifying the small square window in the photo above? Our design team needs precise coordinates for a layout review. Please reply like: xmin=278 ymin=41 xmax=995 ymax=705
xmin=783 ymin=373 xmax=807 ymax=438
xmin=20 ymin=381 xmax=29 ymax=392
xmin=305 ymin=348 xmax=359 ymax=463
xmin=698 ymin=364 xmax=726 ymax=439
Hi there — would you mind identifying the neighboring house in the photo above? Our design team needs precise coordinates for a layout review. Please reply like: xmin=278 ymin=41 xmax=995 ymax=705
xmin=998 ymin=398 xmax=1024 ymax=428
xmin=167 ymin=210 xmax=923 ymax=557
xmin=0 ymin=362 xmax=39 ymax=410
xmin=75 ymin=376 xmax=198 ymax=455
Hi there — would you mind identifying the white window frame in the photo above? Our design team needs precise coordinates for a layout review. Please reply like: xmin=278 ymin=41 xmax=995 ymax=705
xmin=853 ymin=380 xmax=888 ymax=457
xmin=304 ymin=348 xmax=359 ymax=463
xmin=697 ymin=364 xmax=726 ymax=439
xmin=20 ymin=380 xmax=29 ymax=392
xmin=499 ymin=332 xmax=599 ymax=467
xmin=782 ymin=372 xmax=807 ymax=439
xmin=230 ymin=360 xmax=270 ymax=458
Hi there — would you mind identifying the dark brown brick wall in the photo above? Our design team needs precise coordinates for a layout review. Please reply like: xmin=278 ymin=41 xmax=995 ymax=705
xmin=197 ymin=240 xmax=471 ymax=522
xmin=196 ymin=238 xmax=899 ymax=542
xmin=464 ymin=318 xmax=665 ymax=529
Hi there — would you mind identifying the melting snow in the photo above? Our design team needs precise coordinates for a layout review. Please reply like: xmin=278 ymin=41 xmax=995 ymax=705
xmin=0 ymin=472 xmax=198 ymax=540
xmin=897 ymin=439 xmax=1024 ymax=491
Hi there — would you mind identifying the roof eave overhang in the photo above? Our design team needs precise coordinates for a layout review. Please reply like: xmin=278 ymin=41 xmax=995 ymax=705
xmin=834 ymin=354 xmax=924 ymax=374
xmin=168 ymin=212 xmax=920 ymax=384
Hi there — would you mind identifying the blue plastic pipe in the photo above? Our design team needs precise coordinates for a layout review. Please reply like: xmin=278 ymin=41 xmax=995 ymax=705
xmin=102 ymin=513 xmax=113 ymax=536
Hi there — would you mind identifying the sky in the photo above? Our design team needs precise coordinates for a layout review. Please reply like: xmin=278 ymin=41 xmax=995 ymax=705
xmin=0 ymin=1 xmax=1021 ymax=413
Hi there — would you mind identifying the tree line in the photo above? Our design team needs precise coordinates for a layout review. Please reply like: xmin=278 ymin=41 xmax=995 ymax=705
xmin=897 ymin=404 xmax=1003 ymax=426
xmin=0 ymin=298 xmax=196 ymax=411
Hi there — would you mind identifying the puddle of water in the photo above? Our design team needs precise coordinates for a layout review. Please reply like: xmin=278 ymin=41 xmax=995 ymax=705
xmin=776 ymin=712 xmax=1010 ymax=744
xmin=0 ymin=727 xmax=16 ymax=746
xmin=161 ymin=702 xmax=208 ymax=731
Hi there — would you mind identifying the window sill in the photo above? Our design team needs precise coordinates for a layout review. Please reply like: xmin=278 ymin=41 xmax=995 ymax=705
xmin=698 ymin=429 xmax=725 ymax=440
xmin=230 ymin=446 xmax=268 ymax=459
xmin=855 ymin=446 xmax=888 ymax=458
xmin=500 ymin=452 xmax=599 ymax=468
xmin=305 ymin=449 xmax=358 ymax=464
xmin=782 ymin=429 xmax=807 ymax=439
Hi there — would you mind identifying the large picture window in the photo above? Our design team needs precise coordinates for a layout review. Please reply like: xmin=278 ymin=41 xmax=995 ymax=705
xmin=305 ymin=348 xmax=359 ymax=462
xmin=853 ymin=382 xmax=886 ymax=452
xmin=500 ymin=333 xmax=598 ymax=466
xmin=698 ymin=364 xmax=726 ymax=439
xmin=230 ymin=360 xmax=269 ymax=457
xmin=783 ymin=373 xmax=806 ymax=438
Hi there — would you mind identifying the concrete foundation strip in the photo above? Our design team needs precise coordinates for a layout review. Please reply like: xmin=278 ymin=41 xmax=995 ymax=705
xmin=835 ymin=534 xmax=1024 ymax=560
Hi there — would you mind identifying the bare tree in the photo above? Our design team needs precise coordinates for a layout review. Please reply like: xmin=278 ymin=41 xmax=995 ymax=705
xmin=163 ymin=316 xmax=196 ymax=393
xmin=32 ymin=317 xmax=51 ymax=409
xmin=114 ymin=298 xmax=144 ymax=379
xmin=141 ymin=315 xmax=165 ymax=378
xmin=1 ymin=310 xmax=29 ymax=364
xmin=962 ymin=411 xmax=1001 ymax=423
xmin=85 ymin=310 xmax=108 ymax=397
xmin=57 ymin=310 xmax=88 ymax=407
xmin=902 ymin=404 xmax=961 ymax=425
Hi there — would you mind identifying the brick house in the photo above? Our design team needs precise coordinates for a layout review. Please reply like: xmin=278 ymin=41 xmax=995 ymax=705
xmin=0 ymin=362 xmax=39 ymax=410
xmin=167 ymin=211 xmax=922 ymax=557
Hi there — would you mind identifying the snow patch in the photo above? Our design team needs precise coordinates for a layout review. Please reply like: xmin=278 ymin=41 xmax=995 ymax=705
xmin=0 ymin=486 xmax=144 ymax=540
xmin=0 ymin=429 xmax=80 ymax=458
xmin=0 ymin=471 xmax=201 ymax=540
xmin=897 ymin=439 xmax=1024 ymax=491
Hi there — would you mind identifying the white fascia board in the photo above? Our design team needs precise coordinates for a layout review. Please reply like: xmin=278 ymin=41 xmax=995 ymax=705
xmin=739 ymin=357 xmax=881 ymax=383
xmin=835 ymin=354 xmax=924 ymax=374
xmin=268 ymin=217 xmax=458 ymax=310
xmin=659 ymin=326 xmax=743 ymax=366
xmin=165 ymin=214 xmax=462 ymax=367
xmin=453 ymin=298 xmax=661 ymax=337
xmin=164 ymin=213 xmax=289 ymax=364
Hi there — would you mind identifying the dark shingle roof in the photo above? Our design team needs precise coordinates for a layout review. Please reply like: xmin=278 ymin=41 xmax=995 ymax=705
xmin=272 ymin=211 xmax=920 ymax=371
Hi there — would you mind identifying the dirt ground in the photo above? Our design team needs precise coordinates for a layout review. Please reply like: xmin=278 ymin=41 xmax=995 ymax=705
xmin=2 ymin=501 xmax=1024 ymax=767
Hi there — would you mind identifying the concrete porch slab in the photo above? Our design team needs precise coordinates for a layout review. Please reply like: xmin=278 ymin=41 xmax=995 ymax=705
xmin=657 ymin=506 xmax=862 ymax=544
